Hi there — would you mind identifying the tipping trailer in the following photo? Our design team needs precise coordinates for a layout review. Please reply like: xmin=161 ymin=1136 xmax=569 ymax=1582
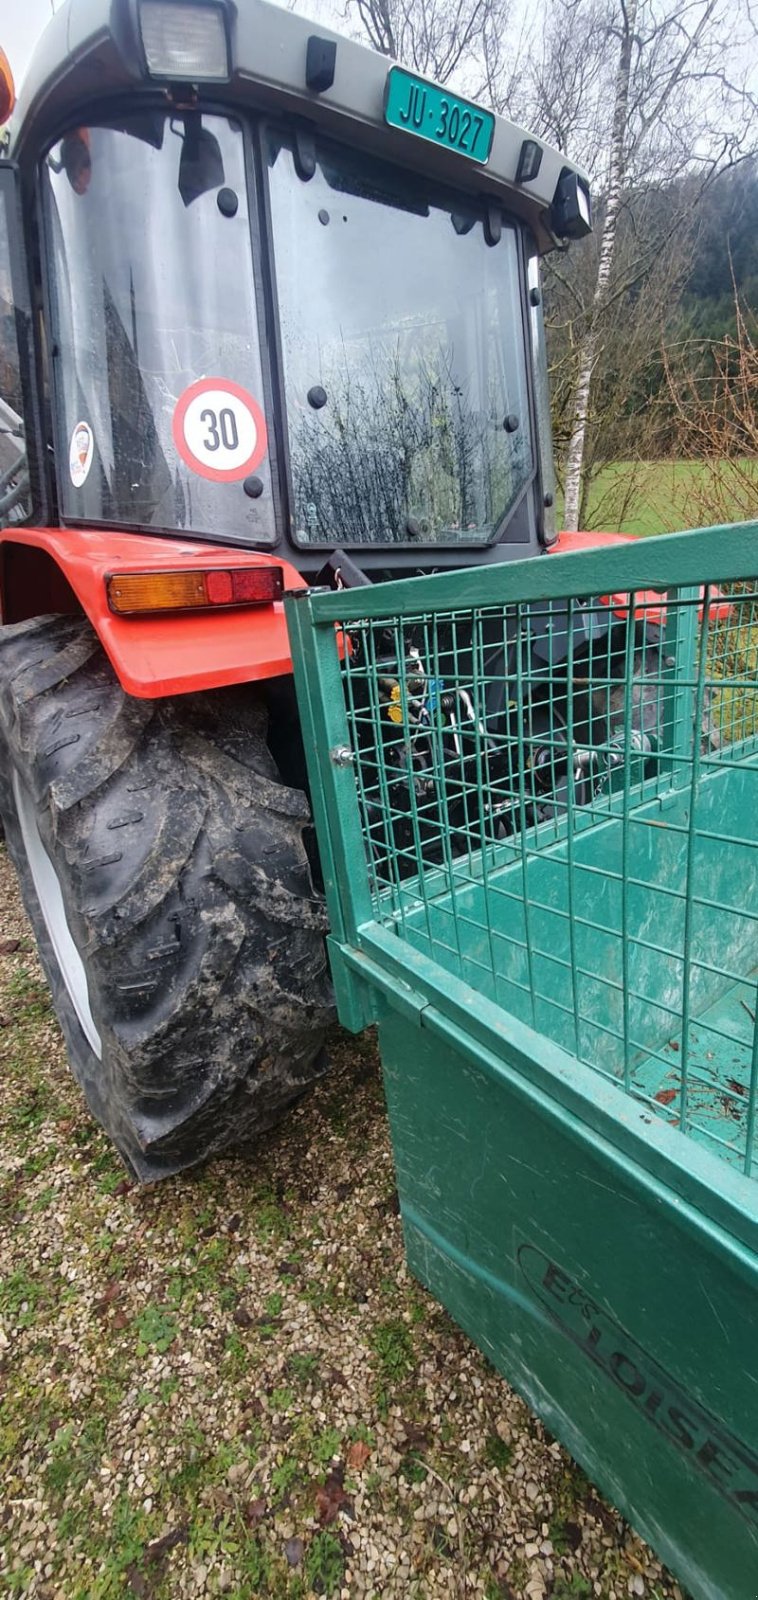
xmin=0 ymin=0 xmax=629 ymax=1183
xmin=285 ymin=528 xmax=758 ymax=1600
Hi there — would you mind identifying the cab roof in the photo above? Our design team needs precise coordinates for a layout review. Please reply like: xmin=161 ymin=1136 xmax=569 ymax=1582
xmin=11 ymin=0 xmax=588 ymax=252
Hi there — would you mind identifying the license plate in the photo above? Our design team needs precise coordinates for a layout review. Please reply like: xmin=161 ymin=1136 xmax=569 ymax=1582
xmin=384 ymin=67 xmax=495 ymax=165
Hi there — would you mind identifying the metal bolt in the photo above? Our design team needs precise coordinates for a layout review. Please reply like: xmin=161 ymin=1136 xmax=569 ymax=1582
xmin=330 ymin=746 xmax=355 ymax=766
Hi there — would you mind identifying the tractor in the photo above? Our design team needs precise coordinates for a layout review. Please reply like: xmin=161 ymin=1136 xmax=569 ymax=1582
xmin=0 ymin=0 xmax=602 ymax=1181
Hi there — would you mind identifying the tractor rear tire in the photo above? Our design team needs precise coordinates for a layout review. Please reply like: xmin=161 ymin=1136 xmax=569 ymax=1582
xmin=0 ymin=614 xmax=333 ymax=1181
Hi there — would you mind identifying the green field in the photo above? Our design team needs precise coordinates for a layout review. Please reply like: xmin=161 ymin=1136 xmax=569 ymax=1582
xmin=566 ymin=459 xmax=757 ymax=538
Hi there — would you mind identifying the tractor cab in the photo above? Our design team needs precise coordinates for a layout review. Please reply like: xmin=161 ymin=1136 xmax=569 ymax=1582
xmin=1 ymin=0 xmax=591 ymax=577
xmin=0 ymin=0 xmax=594 ymax=1180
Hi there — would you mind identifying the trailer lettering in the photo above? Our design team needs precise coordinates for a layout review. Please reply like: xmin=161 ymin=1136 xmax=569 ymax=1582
xmin=519 ymin=1243 xmax=758 ymax=1528
xmin=665 ymin=1406 xmax=696 ymax=1452
xmin=698 ymin=1438 xmax=736 ymax=1488
xmin=608 ymin=1351 xmax=646 ymax=1397
xmin=541 ymin=1260 xmax=572 ymax=1302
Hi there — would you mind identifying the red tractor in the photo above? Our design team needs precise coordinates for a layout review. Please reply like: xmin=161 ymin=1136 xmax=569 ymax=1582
xmin=0 ymin=0 xmax=595 ymax=1180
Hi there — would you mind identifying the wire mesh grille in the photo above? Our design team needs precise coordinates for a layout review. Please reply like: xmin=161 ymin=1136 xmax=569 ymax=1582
xmin=338 ymin=581 xmax=758 ymax=1177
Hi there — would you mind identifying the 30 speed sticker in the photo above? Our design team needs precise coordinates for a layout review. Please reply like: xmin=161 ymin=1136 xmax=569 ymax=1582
xmin=172 ymin=378 xmax=268 ymax=483
xmin=69 ymin=420 xmax=94 ymax=488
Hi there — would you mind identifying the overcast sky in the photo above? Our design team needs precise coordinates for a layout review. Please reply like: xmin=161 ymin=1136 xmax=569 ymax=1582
xmin=4 ymin=0 xmax=58 ymax=89
xmin=6 ymin=0 xmax=755 ymax=113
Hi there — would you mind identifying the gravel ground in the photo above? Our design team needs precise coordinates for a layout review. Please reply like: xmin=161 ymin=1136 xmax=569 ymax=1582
xmin=0 ymin=843 xmax=686 ymax=1600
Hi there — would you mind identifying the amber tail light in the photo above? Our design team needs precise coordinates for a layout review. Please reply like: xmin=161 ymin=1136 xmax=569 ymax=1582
xmin=106 ymin=566 xmax=284 ymax=616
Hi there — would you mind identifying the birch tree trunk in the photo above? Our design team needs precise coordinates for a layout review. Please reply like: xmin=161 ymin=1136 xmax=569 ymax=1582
xmin=562 ymin=0 xmax=637 ymax=531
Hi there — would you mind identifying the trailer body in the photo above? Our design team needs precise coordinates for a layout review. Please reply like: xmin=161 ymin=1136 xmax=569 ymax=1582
xmin=286 ymin=524 xmax=758 ymax=1600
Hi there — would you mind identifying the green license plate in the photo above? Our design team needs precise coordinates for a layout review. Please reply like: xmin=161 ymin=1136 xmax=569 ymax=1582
xmin=384 ymin=67 xmax=495 ymax=165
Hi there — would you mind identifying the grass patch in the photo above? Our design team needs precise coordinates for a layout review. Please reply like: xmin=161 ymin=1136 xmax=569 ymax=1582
xmin=288 ymin=1351 xmax=320 ymax=1385
xmin=270 ymin=1455 xmax=300 ymax=1502
xmin=371 ymin=1318 xmax=415 ymax=1383
xmin=561 ymin=457 xmax=757 ymax=538
xmin=313 ymin=1425 xmax=342 ymax=1465
xmin=484 ymin=1433 xmax=513 ymax=1474
xmin=552 ymin=1576 xmax=592 ymax=1599
xmin=399 ymin=1452 xmax=427 ymax=1483
xmin=45 ymin=1416 xmax=108 ymax=1499
xmin=370 ymin=1317 xmax=416 ymax=1417
xmin=135 ymin=1304 xmax=178 ymax=1355
xmin=0 ymin=1267 xmax=44 ymax=1326
xmin=304 ymin=1531 xmax=345 ymax=1596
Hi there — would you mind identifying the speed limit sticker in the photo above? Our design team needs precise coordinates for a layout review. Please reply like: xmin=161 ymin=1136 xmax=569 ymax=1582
xmin=172 ymin=378 xmax=268 ymax=483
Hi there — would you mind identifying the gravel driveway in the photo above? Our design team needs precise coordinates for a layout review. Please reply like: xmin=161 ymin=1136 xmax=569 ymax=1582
xmin=0 ymin=844 xmax=685 ymax=1600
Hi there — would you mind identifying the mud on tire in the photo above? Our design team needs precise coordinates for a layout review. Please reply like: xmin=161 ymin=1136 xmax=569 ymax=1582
xmin=0 ymin=615 xmax=333 ymax=1181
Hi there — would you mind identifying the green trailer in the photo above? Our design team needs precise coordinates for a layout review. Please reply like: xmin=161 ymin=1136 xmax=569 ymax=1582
xmin=286 ymin=524 xmax=758 ymax=1600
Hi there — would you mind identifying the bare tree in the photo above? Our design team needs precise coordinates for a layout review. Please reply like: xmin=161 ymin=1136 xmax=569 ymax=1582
xmin=663 ymin=286 xmax=758 ymax=525
xmin=547 ymin=179 xmax=699 ymax=526
xmin=545 ymin=0 xmax=757 ymax=529
xmin=311 ymin=0 xmax=757 ymax=530
xmin=487 ymin=0 xmax=609 ymax=164
xmin=344 ymin=0 xmax=514 ymax=85
xmin=560 ymin=0 xmax=641 ymax=528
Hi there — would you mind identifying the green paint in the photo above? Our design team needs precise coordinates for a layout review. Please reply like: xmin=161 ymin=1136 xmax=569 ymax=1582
xmin=289 ymin=522 xmax=758 ymax=624
xmin=286 ymin=526 xmax=758 ymax=1600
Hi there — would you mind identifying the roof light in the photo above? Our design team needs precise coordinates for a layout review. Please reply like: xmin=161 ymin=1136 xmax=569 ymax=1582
xmin=106 ymin=566 xmax=283 ymax=616
xmin=515 ymin=139 xmax=543 ymax=184
xmin=576 ymin=183 xmax=591 ymax=228
xmin=138 ymin=0 xmax=230 ymax=81
xmin=550 ymin=169 xmax=592 ymax=240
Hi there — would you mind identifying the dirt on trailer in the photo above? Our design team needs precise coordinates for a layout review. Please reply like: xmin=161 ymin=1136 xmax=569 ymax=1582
xmin=0 ymin=844 xmax=685 ymax=1600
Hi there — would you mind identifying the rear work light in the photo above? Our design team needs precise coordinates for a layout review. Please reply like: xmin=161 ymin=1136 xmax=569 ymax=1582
xmin=550 ymin=169 xmax=592 ymax=240
xmin=106 ymin=566 xmax=283 ymax=616
xmin=138 ymin=0 xmax=230 ymax=81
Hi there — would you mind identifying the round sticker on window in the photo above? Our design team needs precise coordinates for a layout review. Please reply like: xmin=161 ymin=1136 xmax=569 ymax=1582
xmin=69 ymin=421 xmax=94 ymax=488
xmin=172 ymin=379 xmax=268 ymax=483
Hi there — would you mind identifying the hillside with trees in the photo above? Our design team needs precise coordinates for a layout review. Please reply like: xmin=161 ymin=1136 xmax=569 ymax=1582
xmin=330 ymin=0 xmax=758 ymax=528
xmin=678 ymin=157 xmax=758 ymax=335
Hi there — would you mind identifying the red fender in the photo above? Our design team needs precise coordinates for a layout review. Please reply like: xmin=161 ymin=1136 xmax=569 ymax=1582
xmin=0 ymin=525 xmax=302 ymax=699
xmin=551 ymin=529 xmax=635 ymax=554
xmin=552 ymin=529 xmax=730 ymax=623
xmin=1 ymin=524 xmax=729 ymax=701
